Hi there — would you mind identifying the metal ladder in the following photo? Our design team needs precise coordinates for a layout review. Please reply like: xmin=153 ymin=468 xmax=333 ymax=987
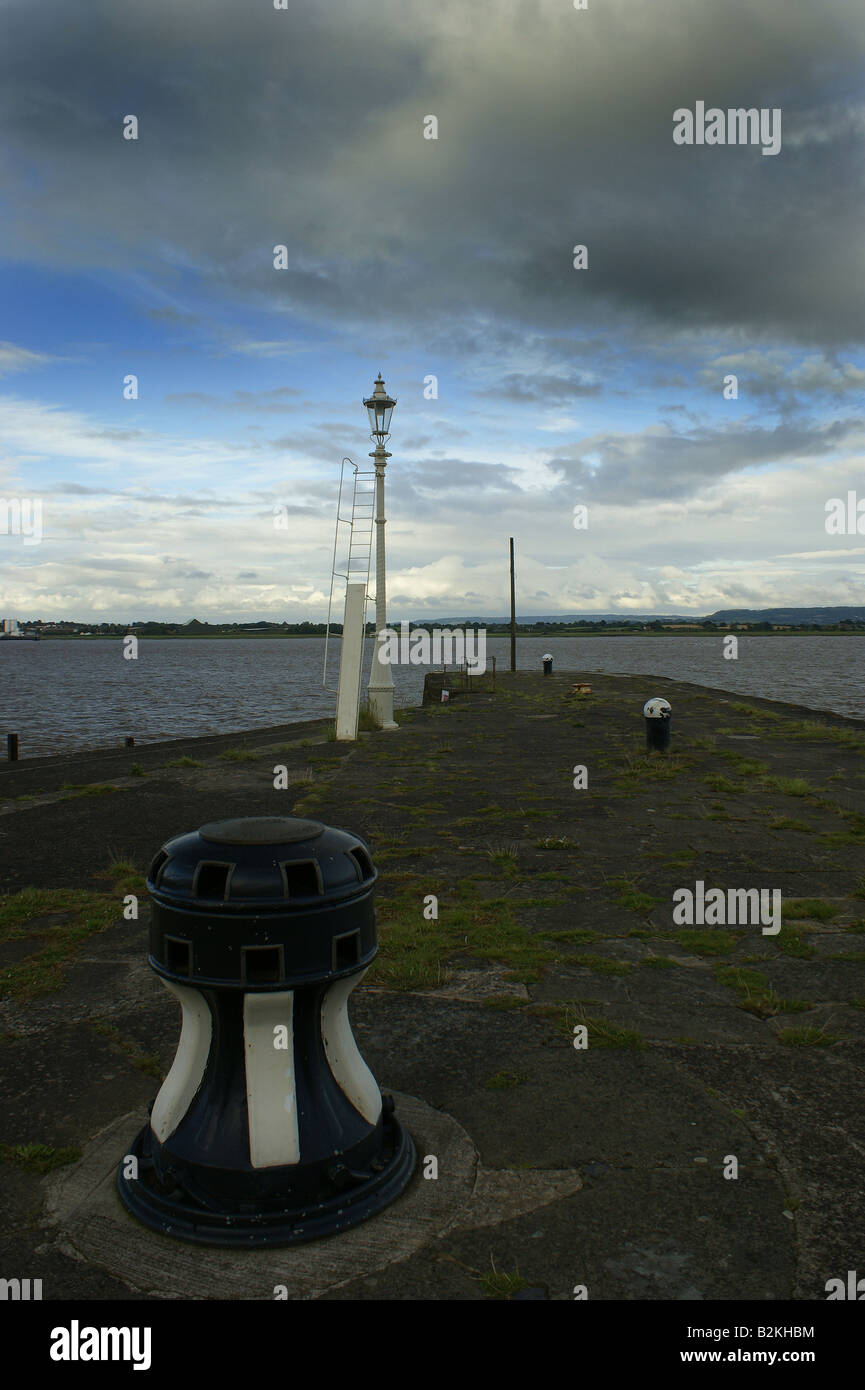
xmin=322 ymin=458 xmax=376 ymax=693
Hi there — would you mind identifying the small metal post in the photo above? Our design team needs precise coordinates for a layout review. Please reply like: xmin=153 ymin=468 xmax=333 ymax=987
xmin=643 ymin=698 xmax=672 ymax=753
xmin=509 ymin=538 xmax=516 ymax=672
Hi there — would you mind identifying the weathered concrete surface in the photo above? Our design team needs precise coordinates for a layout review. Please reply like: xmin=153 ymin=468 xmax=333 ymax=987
xmin=2 ymin=672 xmax=864 ymax=1300
xmin=43 ymin=1095 xmax=580 ymax=1300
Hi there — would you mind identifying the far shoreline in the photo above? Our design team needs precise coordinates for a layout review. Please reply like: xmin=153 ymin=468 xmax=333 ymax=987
xmin=26 ymin=629 xmax=865 ymax=641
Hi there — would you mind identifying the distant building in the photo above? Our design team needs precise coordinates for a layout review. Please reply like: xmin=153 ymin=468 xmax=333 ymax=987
xmin=2 ymin=617 xmax=20 ymax=634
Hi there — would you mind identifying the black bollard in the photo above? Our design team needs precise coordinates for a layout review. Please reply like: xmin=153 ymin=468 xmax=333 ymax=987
xmin=6 ymin=733 xmax=19 ymax=761
xmin=542 ymin=653 xmax=553 ymax=676
xmin=125 ymin=736 xmax=135 ymax=747
xmin=643 ymin=698 xmax=672 ymax=752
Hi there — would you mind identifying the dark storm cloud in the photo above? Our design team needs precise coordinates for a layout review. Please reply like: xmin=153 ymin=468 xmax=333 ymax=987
xmin=0 ymin=0 xmax=862 ymax=347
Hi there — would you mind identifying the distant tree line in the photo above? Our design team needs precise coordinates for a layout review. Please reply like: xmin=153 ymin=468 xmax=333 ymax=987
xmin=17 ymin=615 xmax=865 ymax=636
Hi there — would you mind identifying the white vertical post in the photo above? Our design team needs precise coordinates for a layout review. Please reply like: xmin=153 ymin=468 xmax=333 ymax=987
xmin=335 ymin=582 xmax=367 ymax=741
xmin=367 ymin=443 xmax=398 ymax=730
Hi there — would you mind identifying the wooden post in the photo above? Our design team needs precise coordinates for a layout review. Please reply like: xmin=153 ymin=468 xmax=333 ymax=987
xmin=509 ymin=537 xmax=516 ymax=672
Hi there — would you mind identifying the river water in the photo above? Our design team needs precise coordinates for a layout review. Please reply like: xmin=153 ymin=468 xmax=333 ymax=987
xmin=1 ymin=634 xmax=862 ymax=759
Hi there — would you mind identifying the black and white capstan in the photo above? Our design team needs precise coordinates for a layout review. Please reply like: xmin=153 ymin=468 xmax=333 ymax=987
xmin=118 ymin=816 xmax=415 ymax=1246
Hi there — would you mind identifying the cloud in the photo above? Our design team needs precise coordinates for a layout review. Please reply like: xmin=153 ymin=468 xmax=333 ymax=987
xmin=400 ymin=456 xmax=525 ymax=498
xmin=84 ymin=427 xmax=146 ymax=441
xmin=698 ymin=351 xmax=865 ymax=405
xmin=0 ymin=0 xmax=862 ymax=345
xmin=0 ymin=341 xmax=55 ymax=375
xmin=165 ymin=386 xmax=301 ymax=411
xmin=49 ymin=481 xmax=105 ymax=495
xmin=475 ymin=372 xmax=602 ymax=405
xmin=145 ymin=307 xmax=200 ymax=326
xmin=228 ymin=341 xmax=319 ymax=359
xmin=545 ymin=416 xmax=864 ymax=503
xmin=2 ymin=0 xmax=864 ymax=622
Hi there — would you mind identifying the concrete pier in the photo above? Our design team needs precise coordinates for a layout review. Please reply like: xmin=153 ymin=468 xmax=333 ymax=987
xmin=1 ymin=672 xmax=864 ymax=1300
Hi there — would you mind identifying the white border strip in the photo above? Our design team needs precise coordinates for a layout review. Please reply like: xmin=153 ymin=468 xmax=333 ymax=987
xmin=321 ymin=968 xmax=382 ymax=1124
xmin=150 ymin=980 xmax=213 ymax=1143
xmin=244 ymin=990 xmax=300 ymax=1168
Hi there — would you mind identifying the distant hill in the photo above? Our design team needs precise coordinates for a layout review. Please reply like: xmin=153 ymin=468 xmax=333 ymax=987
xmin=424 ymin=607 xmax=865 ymax=626
xmin=706 ymin=607 xmax=865 ymax=625
xmin=425 ymin=613 xmax=692 ymax=624
xmin=18 ymin=606 xmax=865 ymax=631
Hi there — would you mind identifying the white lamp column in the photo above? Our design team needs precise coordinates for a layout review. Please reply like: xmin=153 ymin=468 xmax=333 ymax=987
xmin=363 ymin=374 xmax=398 ymax=731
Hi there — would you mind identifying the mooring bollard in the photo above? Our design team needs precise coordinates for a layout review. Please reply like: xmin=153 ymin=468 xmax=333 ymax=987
xmin=6 ymin=733 xmax=19 ymax=762
xmin=643 ymin=697 xmax=672 ymax=753
xmin=125 ymin=735 xmax=135 ymax=747
xmin=117 ymin=815 xmax=416 ymax=1246
xmin=542 ymin=653 xmax=553 ymax=676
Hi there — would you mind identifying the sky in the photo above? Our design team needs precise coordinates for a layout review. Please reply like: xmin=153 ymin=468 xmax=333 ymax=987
xmin=0 ymin=0 xmax=863 ymax=622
